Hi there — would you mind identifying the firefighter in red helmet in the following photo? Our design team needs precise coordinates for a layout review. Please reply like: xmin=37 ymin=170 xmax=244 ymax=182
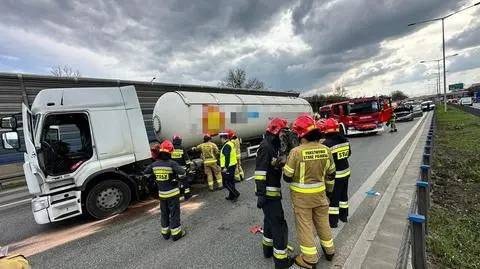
xmin=255 ymin=117 xmax=294 ymax=269
xmin=192 ymin=133 xmax=223 ymax=191
xmin=219 ymin=130 xmax=240 ymax=202
xmin=322 ymin=118 xmax=351 ymax=228
xmin=144 ymin=140 xmax=187 ymax=241
xmin=283 ymin=115 xmax=336 ymax=268
xmin=171 ymin=134 xmax=193 ymax=200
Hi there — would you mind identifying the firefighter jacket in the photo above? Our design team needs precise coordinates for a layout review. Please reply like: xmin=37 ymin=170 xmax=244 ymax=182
xmin=220 ymin=141 xmax=237 ymax=168
xmin=232 ymin=138 xmax=242 ymax=159
xmin=283 ymin=141 xmax=336 ymax=201
xmin=0 ymin=255 xmax=31 ymax=269
xmin=193 ymin=141 xmax=220 ymax=165
xmin=323 ymin=134 xmax=351 ymax=179
xmin=255 ymin=132 xmax=283 ymax=200
xmin=144 ymin=159 xmax=186 ymax=199
xmin=172 ymin=143 xmax=192 ymax=168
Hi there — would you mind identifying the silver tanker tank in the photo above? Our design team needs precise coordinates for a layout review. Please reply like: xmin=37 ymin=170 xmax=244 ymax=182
xmin=152 ymin=91 xmax=312 ymax=147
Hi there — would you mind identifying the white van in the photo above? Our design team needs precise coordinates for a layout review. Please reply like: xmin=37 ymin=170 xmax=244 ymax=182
xmin=460 ymin=97 xmax=473 ymax=106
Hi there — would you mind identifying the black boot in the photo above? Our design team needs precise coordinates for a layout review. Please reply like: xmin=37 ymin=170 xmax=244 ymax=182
xmin=274 ymin=257 xmax=295 ymax=269
xmin=184 ymin=193 xmax=192 ymax=201
xmin=321 ymin=247 xmax=335 ymax=261
xmin=263 ymin=245 xmax=273 ymax=259
xmin=294 ymin=256 xmax=316 ymax=269
xmin=162 ymin=233 xmax=171 ymax=240
xmin=172 ymin=230 xmax=187 ymax=241
xmin=339 ymin=215 xmax=348 ymax=223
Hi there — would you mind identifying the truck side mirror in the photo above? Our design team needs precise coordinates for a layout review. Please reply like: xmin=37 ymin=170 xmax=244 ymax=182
xmin=1 ymin=116 xmax=17 ymax=129
xmin=1 ymin=131 xmax=20 ymax=149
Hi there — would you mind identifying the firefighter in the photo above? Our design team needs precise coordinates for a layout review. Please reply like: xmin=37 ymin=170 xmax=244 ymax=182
xmin=144 ymin=140 xmax=187 ymax=241
xmin=389 ymin=111 xmax=398 ymax=132
xmin=172 ymin=135 xmax=193 ymax=200
xmin=220 ymin=130 xmax=240 ymax=202
xmin=283 ymin=115 xmax=336 ymax=269
xmin=192 ymin=134 xmax=223 ymax=191
xmin=255 ymin=118 xmax=294 ymax=269
xmin=231 ymin=132 xmax=245 ymax=182
xmin=322 ymin=118 xmax=352 ymax=228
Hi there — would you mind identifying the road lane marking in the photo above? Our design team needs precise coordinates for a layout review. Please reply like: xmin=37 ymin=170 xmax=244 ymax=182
xmin=0 ymin=198 xmax=30 ymax=209
xmin=342 ymin=111 xmax=430 ymax=268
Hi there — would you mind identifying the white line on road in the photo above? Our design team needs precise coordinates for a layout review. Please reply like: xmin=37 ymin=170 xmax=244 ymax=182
xmin=342 ymin=112 xmax=430 ymax=268
xmin=0 ymin=198 xmax=30 ymax=209
xmin=246 ymin=176 xmax=254 ymax=181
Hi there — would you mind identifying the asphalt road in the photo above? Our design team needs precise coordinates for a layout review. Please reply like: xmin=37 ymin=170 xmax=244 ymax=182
xmin=0 ymin=117 xmax=423 ymax=269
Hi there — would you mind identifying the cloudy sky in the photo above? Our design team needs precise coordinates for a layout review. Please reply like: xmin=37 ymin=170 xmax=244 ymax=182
xmin=0 ymin=0 xmax=479 ymax=97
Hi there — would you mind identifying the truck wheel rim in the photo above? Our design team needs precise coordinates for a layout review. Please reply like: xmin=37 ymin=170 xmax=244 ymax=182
xmin=96 ymin=187 xmax=123 ymax=210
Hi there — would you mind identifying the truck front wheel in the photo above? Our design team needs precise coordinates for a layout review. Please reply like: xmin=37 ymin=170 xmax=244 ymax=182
xmin=85 ymin=179 xmax=132 ymax=219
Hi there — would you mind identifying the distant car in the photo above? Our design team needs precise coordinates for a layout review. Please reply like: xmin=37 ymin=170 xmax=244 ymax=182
xmin=395 ymin=106 xmax=414 ymax=122
xmin=421 ymin=101 xmax=435 ymax=111
xmin=411 ymin=103 xmax=423 ymax=117
xmin=460 ymin=97 xmax=473 ymax=106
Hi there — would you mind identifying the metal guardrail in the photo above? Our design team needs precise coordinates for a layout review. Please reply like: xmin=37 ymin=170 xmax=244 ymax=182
xmin=449 ymin=103 xmax=480 ymax=116
xmin=396 ymin=110 xmax=436 ymax=269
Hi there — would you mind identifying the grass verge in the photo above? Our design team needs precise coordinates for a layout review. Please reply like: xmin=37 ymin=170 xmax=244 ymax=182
xmin=427 ymin=106 xmax=480 ymax=269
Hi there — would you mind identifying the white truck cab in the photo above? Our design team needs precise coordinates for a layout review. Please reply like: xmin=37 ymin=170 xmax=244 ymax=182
xmin=2 ymin=86 xmax=151 ymax=224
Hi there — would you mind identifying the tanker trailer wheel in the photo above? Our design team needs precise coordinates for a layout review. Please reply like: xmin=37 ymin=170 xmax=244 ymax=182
xmin=85 ymin=179 xmax=132 ymax=219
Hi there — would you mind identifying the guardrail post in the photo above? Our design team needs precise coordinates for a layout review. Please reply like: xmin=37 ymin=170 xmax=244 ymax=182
xmin=422 ymin=153 xmax=431 ymax=166
xmin=409 ymin=214 xmax=427 ymax=269
xmin=420 ymin=165 xmax=430 ymax=182
xmin=424 ymin=146 xmax=432 ymax=155
xmin=425 ymin=139 xmax=432 ymax=146
xmin=416 ymin=181 xmax=429 ymax=235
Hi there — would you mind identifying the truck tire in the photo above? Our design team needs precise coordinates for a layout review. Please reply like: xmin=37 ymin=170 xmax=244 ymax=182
xmin=85 ymin=179 xmax=132 ymax=219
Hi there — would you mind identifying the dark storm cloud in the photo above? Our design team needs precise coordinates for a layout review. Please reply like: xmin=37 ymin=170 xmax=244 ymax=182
xmin=447 ymin=17 xmax=480 ymax=50
xmin=291 ymin=0 xmax=463 ymax=54
xmin=447 ymin=47 xmax=480 ymax=73
xmin=0 ymin=0 xmax=476 ymax=92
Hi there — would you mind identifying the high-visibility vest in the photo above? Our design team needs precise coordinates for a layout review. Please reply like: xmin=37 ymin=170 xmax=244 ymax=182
xmin=220 ymin=141 xmax=237 ymax=167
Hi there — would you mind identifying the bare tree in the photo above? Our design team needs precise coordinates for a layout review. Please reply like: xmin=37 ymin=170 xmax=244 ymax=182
xmin=391 ymin=90 xmax=409 ymax=101
xmin=219 ymin=68 xmax=265 ymax=89
xmin=50 ymin=65 xmax=81 ymax=78
xmin=334 ymin=85 xmax=348 ymax=97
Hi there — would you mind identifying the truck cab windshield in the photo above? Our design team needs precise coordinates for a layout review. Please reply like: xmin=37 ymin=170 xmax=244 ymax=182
xmin=349 ymin=101 xmax=379 ymax=115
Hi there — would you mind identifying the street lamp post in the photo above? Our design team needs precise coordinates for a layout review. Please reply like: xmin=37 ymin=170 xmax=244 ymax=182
xmin=409 ymin=1 xmax=480 ymax=112
xmin=420 ymin=53 xmax=458 ymax=101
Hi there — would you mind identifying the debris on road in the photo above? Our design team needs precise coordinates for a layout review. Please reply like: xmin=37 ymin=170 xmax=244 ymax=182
xmin=365 ymin=190 xmax=381 ymax=196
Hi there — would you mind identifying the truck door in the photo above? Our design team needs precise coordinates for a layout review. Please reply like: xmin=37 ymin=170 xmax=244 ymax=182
xmin=22 ymin=103 xmax=45 ymax=194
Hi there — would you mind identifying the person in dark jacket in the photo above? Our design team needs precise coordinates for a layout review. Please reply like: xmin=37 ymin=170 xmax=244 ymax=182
xmin=220 ymin=130 xmax=240 ymax=202
xmin=322 ymin=118 xmax=352 ymax=228
xmin=255 ymin=118 xmax=294 ymax=269
xmin=144 ymin=140 xmax=187 ymax=241
xmin=172 ymin=135 xmax=193 ymax=200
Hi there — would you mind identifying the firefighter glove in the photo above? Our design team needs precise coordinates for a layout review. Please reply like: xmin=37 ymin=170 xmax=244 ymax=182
xmin=257 ymin=196 xmax=266 ymax=209
xmin=222 ymin=167 xmax=227 ymax=174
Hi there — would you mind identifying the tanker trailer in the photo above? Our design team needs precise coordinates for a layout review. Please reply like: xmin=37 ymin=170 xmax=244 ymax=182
xmin=152 ymin=91 xmax=313 ymax=149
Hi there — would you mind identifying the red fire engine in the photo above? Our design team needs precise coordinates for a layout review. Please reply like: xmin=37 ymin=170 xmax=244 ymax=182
xmin=319 ymin=97 xmax=393 ymax=136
